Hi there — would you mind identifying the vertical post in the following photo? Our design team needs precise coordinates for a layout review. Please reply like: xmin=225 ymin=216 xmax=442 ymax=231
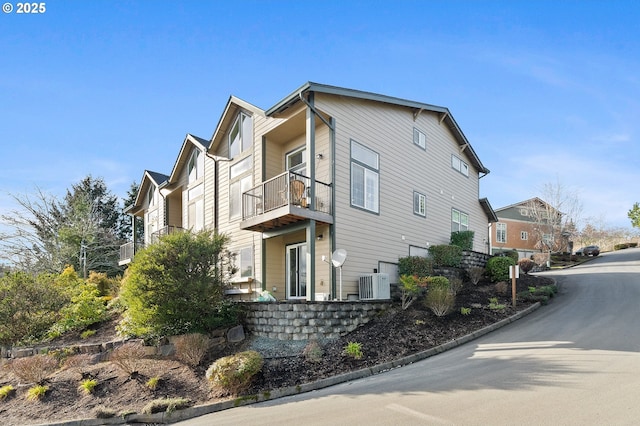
xmin=509 ymin=265 xmax=519 ymax=308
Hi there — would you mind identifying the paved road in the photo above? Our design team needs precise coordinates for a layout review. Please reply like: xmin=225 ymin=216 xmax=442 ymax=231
xmin=177 ymin=249 xmax=640 ymax=425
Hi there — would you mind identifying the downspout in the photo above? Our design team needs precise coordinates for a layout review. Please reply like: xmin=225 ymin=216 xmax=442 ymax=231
xmin=205 ymin=153 xmax=233 ymax=231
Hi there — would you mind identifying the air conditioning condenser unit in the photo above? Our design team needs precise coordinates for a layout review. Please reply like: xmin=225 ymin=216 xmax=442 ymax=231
xmin=358 ymin=273 xmax=390 ymax=300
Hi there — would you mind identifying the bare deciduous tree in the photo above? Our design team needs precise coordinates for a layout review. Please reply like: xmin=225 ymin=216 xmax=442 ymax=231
xmin=525 ymin=179 xmax=582 ymax=253
xmin=0 ymin=176 xmax=125 ymax=275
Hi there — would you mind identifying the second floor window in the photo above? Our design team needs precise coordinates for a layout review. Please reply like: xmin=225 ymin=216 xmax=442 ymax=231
xmin=286 ymin=146 xmax=306 ymax=176
xmin=351 ymin=140 xmax=379 ymax=213
xmin=521 ymin=231 xmax=528 ymax=240
xmin=451 ymin=155 xmax=469 ymax=177
xmin=229 ymin=156 xmax=253 ymax=219
xmin=414 ymin=191 xmax=426 ymax=217
xmin=188 ymin=149 xmax=203 ymax=184
xmin=147 ymin=184 xmax=157 ymax=208
xmin=496 ymin=223 xmax=507 ymax=243
xmin=452 ymin=208 xmax=469 ymax=232
xmin=229 ymin=113 xmax=253 ymax=158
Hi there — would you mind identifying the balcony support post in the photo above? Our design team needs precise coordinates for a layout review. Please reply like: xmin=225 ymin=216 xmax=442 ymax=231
xmin=306 ymin=220 xmax=316 ymax=301
xmin=306 ymin=94 xmax=317 ymax=300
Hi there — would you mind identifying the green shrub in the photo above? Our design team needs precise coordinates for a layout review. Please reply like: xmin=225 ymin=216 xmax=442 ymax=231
xmin=428 ymin=245 xmax=462 ymax=267
xmin=460 ymin=307 xmax=471 ymax=316
xmin=425 ymin=286 xmax=455 ymax=317
xmin=0 ymin=385 xmax=15 ymax=399
xmin=488 ymin=297 xmax=506 ymax=311
xmin=398 ymin=274 xmax=428 ymax=310
xmin=486 ymin=256 xmax=515 ymax=282
xmin=450 ymin=230 xmax=474 ymax=250
xmin=26 ymin=384 xmax=48 ymax=401
xmin=206 ymin=351 xmax=263 ymax=395
xmin=119 ymin=230 xmax=236 ymax=339
xmin=146 ymin=376 xmax=160 ymax=390
xmin=518 ymin=258 xmax=535 ymax=274
xmin=614 ymin=243 xmax=629 ymax=251
xmin=0 ymin=272 xmax=68 ymax=345
xmin=398 ymin=256 xmax=433 ymax=277
xmin=79 ymin=378 xmax=98 ymax=395
xmin=343 ymin=342 xmax=363 ymax=360
xmin=81 ymin=329 xmax=97 ymax=339
xmin=426 ymin=276 xmax=450 ymax=289
xmin=517 ymin=291 xmax=549 ymax=305
xmin=47 ymin=281 xmax=108 ymax=339
xmin=506 ymin=250 xmax=519 ymax=263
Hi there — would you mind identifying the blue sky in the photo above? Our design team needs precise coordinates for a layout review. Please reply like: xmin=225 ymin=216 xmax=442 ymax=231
xmin=1 ymin=0 xmax=638 ymax=230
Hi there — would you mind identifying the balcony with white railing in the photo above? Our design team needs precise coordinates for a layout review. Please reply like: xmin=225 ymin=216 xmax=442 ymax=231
xmin=119 ymin=240 xmax=143 ymax=266
xmin=119 ymin=225 xmax=184 ymax=266
xmin=241 ymin=171 xmax=333 ymax=232
xmin=150 ymin=225 xmax=184 ymax=243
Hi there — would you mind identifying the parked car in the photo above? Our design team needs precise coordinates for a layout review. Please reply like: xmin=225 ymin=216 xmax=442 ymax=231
xmin=576 ymin=245 xmax=600 ymax=256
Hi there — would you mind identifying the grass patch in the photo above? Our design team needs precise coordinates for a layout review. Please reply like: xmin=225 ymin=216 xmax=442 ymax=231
xmin=141 ymin=398 xmax=191 ymax=414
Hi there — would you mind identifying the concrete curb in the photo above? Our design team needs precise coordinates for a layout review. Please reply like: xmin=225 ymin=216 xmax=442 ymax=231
xmin=37 ymin=302 xmax=542 ymax=426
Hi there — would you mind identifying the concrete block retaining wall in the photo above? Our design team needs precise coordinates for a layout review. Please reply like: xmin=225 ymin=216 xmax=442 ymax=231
xmin=460 ymin=250 xmax=491 ymax=269
xmin=242 ymin=300 xmax=390 ymax=341
xmin=1 ymin=329 xmax=230 ymax=360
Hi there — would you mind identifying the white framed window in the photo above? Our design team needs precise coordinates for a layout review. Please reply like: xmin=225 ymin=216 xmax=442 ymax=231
xmin=286 ymin=146 xmax=307 ymax=176
xmin=239 ymin=247 xmax=253 ymax=278
xmin=521 ymin=231 xmax=528 ymax=240
xmin=188 ymin=198 xmax=204 ymax=231
xmin=229 ymin=156 xmax=253 ymax=219
xmin=230 ymin=175 xmax=252 ymax=219
xmin=147 ymin=184 xmax=157 ymax=207
xmin=452 ymin=208 xmax=469 ymax=232
xmin=187 ymin=182 xmax=204 ymax=231
xmin=187 ymin=149 xmax=204 ymax=184
xmin=230 ymin=247 xmax=253 ymax=281
xmin=228 ymin=113 xmax=253 ymax=158
xmin=496 ymin=223 xmax=507 ymax=243
xmin=351 ymin=140 xmax=379 ymax=213
xmin=451 ymin=155 xmax=469 ymax=177
xmin=413 ymin=191 xmax=426 ymax=217
xmin=413 ymin=128 xmax=426 ymax=150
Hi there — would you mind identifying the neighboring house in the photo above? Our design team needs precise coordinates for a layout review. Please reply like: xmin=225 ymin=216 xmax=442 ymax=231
xmin=121 ymin=82 xmax=497 ymax=301
xmin=491 ymin=197 xmax=564 ymax=259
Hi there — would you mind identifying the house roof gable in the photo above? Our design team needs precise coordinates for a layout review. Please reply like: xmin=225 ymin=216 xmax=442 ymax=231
xmin=208 ymin=96 xmax=266 ymax=156
xmin=126 ymin=170 xmax=169 ymax=214
xmin=167 ymin=133 xmax=211 ymax=184
xmin=266 ymin=82 xmax=489 ymax=175
xmin=480 ymin=197 xmax=499 ymax=223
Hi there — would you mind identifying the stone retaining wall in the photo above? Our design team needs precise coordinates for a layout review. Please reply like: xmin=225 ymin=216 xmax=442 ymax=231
xmin=242 ymin=300 xmax=390 ymax=341
xmin=461 ymin=250 xmax=491 ymax=269
xmin=1 ymin=328 xmax=233 ymax=360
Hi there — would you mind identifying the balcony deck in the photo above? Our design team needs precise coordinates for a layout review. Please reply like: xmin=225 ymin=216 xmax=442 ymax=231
xmin=118 ymin=226 xmax=183 ymax=265
xmin=241 ymin=171 xmax=333 ymax=232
